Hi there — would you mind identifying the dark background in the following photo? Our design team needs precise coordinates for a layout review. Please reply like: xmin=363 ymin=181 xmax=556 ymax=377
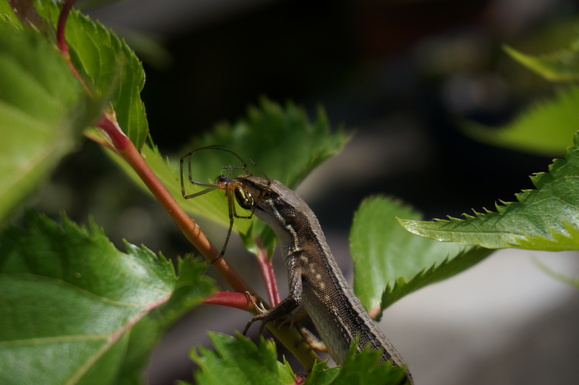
xmin=38 ymin=0 xmax=579 ymax=384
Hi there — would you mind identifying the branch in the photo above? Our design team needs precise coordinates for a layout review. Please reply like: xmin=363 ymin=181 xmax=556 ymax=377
xmin=254 ymin=238 xmax=280 ymax=306
xmin=56 ymin=0 xmax=87 ymax=91
xmin=57 ymin=1 xmax=321 ymax=369
xmin=203 ymin=292 xmax=256 ymax=312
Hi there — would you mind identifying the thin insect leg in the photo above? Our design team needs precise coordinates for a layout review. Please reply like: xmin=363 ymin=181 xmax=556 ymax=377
xmin=212 ymin=186 xmax=237 ymax=262
xmin=183 ymin=186 xmax=220 ymax=200
xmin=179 ymin=153 xmax=190 ymax=196
xmin=233 ymin=201 xmax=254 ymax=220
xmin=179 ymin=145 xmax=256 ymax=262
xmin=249 ymin=158 xmax=271 ymax=183
xmin=222 ymin=166 xmax=250 ymax=181
xmin=180 ymin=152 xmax=220 ymax=198
xmin=216 ymin=150 xmax=251 ymax=174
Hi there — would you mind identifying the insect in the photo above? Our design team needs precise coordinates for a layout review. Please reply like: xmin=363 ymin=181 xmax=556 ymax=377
xmin=180 ymin=145 xmax=265 ymax=262
xmin=180 ymin=145 xmax=412 ymax=383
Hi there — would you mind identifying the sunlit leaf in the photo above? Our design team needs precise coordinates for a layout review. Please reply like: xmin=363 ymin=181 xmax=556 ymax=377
xmin=400 ymin=131 xmax=579 ymax=251
xmin=462 ymin=86 xmax=579 ymax=156
xmin=188 ymin=333 xmax=407 ymax=385
xmin=504 ymin=43 xmax=579 ymax=82
xmin=112 ymin=99 xmax=350 ymax=256
xmin=351 ymin=197 xmax=492 ymax=314
xmin=0 ymin=214 xmax=214 ymax=385
xmin=190 ymin=333 xmax=294 ymax=385
xmin=305 ymin=344 xmax=408 ymax=385
xmin=0 ymin=29 xmax=102 ymax=222
xmin=180 ymin=99 xmax=350 ymax=255
xmin=34 ymin=1 xmax=149 ymax=149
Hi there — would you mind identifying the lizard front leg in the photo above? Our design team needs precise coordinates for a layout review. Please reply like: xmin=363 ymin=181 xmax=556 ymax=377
xmin=243 ymin=263 xmax=303 ymax=334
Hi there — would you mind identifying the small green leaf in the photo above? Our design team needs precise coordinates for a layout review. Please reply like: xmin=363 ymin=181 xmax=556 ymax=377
xmin=462 ymin=86 xmax=579 ymax=156
xmin=190 ymin=332 xmax=295 ymax=385
xmin=351 ymin=197 xmax=492 ymax=313
xmin=305 ymin=344 xmax=408 ymax=385
xmin=190 ymin=334 xmax=406 ymax=385
xmin=504 ymin=43 xmax=579 ymax=82
xmin=34 ymin=1 xmax=149 ymax=149
xmin=0 ymin=29 xmax=102 ymax=222
xmin=533 ymin=258 xmax=579 ymax=288
xmin=400 ymin=131 xmax=579 ymax=251
xmin=0 ymin=214 xmax=214 ymax=385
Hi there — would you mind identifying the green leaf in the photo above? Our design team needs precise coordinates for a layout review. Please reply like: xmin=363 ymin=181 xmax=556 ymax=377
xmin=0 ymin=214 xmax=214 ymax=385
xmin=0 ymin=0 xmax=56 ymax=34
xmin=350 ymin=197 xmax=492 ymax=313
xmin=182 ymin=99 xmax=350 ymax=255
xmin=305 ymin=344 xmax=408 ymax=385
xmin=504 ymin=43 xmax=579 ymax=82
xmin=400 ymin=131 xmax=579 ymax=251
xmin=462 ymin=86 xmax=579 ymax=156
xmin=184 ymin=99 xmax=350 ymax=188
xmin=0 ymin=29 xmax=102 ymax=222
xmin=35 ymin=1 xmax=149 ymax=149
xmin=189 ymin=333 xmax=407 ymax=385
xmin=533 ymin=258 xmax=579 ymax=288
xmin=104 ymin=140 xmax=254 ymax=239
xmin=0 ymin=1 xmax=38 ymax=33
xmin=190 ymin=332 xmax=295 ymax=385
xmin=113 ymin=99 xmax=350 ymax=256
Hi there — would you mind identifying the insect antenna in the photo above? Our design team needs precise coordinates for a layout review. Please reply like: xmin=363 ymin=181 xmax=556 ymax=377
xmin=249 ymin=158 xmax=273 ymax=201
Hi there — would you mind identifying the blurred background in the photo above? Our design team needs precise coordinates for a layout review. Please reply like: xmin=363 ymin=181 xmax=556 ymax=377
xmin=39 ymin=0 xmax=579 ymax=383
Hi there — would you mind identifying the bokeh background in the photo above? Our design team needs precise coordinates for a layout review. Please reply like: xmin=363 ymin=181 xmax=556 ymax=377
xmin=38 ymin=0 xmax=579 ymax=384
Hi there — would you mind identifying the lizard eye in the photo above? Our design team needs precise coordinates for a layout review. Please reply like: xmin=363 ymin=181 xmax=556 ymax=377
xmin=261 ymin=190 xmax=272 ymax=200
xmin=234 ymin=187 xmax=254 ymax=210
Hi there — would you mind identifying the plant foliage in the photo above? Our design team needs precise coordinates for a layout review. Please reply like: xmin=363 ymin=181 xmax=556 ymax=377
xmin=351 ymin=197 xmax=492 ymax=314
xmin=0 ymin=214 xmax=214 ymax=385
xmin=1 ymin=0 xmax=577 ymax=383
xmin=400 ymin=131 xmax=579 ymax=251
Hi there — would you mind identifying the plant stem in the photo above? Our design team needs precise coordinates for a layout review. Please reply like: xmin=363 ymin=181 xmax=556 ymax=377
xmin=58 ymin=1 xmax=321 ymax=370
xmin=254 ymin=238 xmax=281 ymax=306
xmin=97 ymin=115 xmax=251 ymax=291
xmin=96 ymin=116 xmax=321 ymax=366
xmin=56 ymin=0 xmax=87 ymax=92
xmin=203 ymin=292 xmax=256 ymax=311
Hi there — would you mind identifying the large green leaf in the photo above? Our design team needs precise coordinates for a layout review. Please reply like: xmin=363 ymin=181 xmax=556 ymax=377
xmin=0 ymin=214 xmax=214 ymax=385
xmin=178 ymin=99 xmax=350 ymax=255
xmin=113 ymin=99 xmax=350 ymax=256
xmin=462 ymin=86 xmax=579 ymax=156
xmin=1 ymin=1 xmax=42 ymax=33
xmin=182 ymin=99 xmax=350 ymax=189
xmin=0 ymin=28 xmax=102 ymax=222
xmin=350 ymin=197 xmax=492 ymax=314
xmin=400 ymin=131 xmax=579 ymax=251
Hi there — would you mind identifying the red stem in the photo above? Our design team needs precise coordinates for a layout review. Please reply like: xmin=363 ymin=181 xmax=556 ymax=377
xmin=254 ymin=238 xmax=280 ymax=306
xmin=58 ymin=1 xmax=320 ymax=368
xmin=294 ymin=375 xmax=307 ymax=385
xmin=96 ymin=116 xmax=251 ymax=292
xmin=56 ymin=0 xmax=74 ymax=55
xmin=56 ymin=0 xmax=86 ymax=90
xmin=203 ymin=291 xmax=256 ymax=312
